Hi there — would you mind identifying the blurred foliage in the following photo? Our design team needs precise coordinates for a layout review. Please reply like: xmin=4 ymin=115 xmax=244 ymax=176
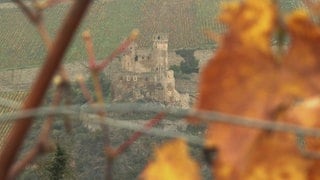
xmin=194 ymin=0 xmax=320 ymax=179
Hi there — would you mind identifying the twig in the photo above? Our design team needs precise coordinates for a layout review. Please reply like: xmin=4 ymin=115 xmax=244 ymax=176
xmin=14 ymin=0 xmax=41 ymax=24
xmin=15 ymin=0 xmax=51 ymax=48
xmin=0 ymin=0 xmax=92 ymax=178
xmin=37 ymin=0 xmax=72 ymax=133
xmin=35 ymin=0 xmax=71 ymax=10
xmin=82 ymin=31 xmax=97 ymax=69
xmin=36 ymin=22 xmax=52 ymax=50
xmin=95 ymin=29 xmax=139 ymax=71
xmin=16 ymin=0 xmax=71 ymax=81
xmin=112 ymin=112 xmax=166 ymax=157
xmin=81 ymin=29 xmax=139 ymax=180
xmin=105 ymin=113 xmax=164 ymax=180
xmin=76 ymin=75 xmax=94 ymax=103
xmin=16 ymin=0 xmax=71 ymax=83
xmin=82 ymin=29 xmax=112 ymax=179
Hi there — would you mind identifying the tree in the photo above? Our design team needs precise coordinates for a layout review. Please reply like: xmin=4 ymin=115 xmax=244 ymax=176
xmin=46 ymin=144 xmax=68 ymax=180
xmin=175 ymin=49 xmax=199 ymax=74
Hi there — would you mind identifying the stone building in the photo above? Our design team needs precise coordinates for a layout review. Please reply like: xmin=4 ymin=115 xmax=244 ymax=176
xmin=110 ymin=33 xmax=189 ymax=108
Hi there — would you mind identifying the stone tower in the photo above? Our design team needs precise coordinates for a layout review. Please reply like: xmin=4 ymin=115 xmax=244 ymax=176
xmin=152 ymin=33 xmax=168 ymax=77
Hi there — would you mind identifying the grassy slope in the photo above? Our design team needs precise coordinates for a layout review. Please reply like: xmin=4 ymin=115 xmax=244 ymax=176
xmin=0 ymin=0 xmax=304 ymax=69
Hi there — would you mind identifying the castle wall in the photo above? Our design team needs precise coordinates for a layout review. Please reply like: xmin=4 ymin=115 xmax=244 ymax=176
xmin=111 ymin=33 xmax=190 ymax=108
xmin=111 ymin=72 xmax=165 ymax=102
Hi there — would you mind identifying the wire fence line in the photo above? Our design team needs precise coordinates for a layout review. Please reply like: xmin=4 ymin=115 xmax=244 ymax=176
xmin=2 ymin=100 xmax=320 ymax=137
xmin=1 ymin=98 xmax=320 ymax=157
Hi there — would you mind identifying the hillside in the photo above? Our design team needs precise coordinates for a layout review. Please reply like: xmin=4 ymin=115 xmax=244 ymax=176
xmin=0 ymin=0 xmax=304 ymax=70
xmin=0 ymin=0 xmax=221 ymax=69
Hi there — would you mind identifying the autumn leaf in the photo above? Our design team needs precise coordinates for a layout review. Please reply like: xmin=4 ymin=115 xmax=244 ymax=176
xmin=284 ymin=10 xmax=320 ymax=90
xmin=219 ymin=0 xmax=276 ymax=54
xmin=193 ymin=0 xmax=320 ymax=179
xmin=140 ymin=139 xmax=201 ymax=180
xmin=241 ymin=97 xmax=320 ymax=180
xmin=196 ymin=0 xmax=280 ymax=177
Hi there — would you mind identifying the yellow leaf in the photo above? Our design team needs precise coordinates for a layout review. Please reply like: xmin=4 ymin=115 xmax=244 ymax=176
xmin=220 ymin=0 xmax=276 ymax=53
xmin=140 ymin=139 xmax=201 ymax=180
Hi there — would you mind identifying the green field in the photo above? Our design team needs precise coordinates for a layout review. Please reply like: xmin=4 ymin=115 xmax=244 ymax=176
xmin=0 ymin=0 xmax=304 ymax=69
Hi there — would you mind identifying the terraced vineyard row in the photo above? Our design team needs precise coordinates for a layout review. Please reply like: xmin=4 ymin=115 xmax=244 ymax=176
xmin=0 ymin=91 xmax=27 ymax=150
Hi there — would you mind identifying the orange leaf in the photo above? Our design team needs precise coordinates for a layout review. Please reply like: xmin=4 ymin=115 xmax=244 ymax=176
xmin=241 ymin=97 xmax=320 ymax=180
xmin=284 ymin=10 xmax=320 ymax=90
xmin=219 ymin=0 xmax=276 ymax=54
xmin=140 ymin=139 xmax=201 ymax=180
xmin=196 ymin=1 xmax=279 ymax=177
xmin=194 ymin=0 xmax=320 ymax=179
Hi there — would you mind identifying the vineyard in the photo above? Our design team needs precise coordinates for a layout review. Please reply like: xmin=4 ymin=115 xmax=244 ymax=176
xmin=0 ymin=0 xmax=305 ymax=70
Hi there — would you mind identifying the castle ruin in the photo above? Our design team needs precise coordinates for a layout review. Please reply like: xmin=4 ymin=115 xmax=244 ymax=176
xmin=110 ymin=33 xmax=189 ymax=108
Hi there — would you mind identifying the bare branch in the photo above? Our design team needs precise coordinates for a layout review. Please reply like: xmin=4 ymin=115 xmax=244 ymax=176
xmin=14 ymin=0 xmax=41 ymax=24
xmin=80 ymin=29 xmax=141 ymax=179
xmin=96 ymin=29 xmax=139 ymax=71
xmin=76 ymin=75 xmax=94 ymax=103
xmin=82 ymin=30 xmax=97 ymax=69
xmin=36 ymin=22 xmax=52 ymax=50
xmin=35 ymin=0 xmax=71 ymax=10
xmin=112 ymin=112 xmax=166 ymax=157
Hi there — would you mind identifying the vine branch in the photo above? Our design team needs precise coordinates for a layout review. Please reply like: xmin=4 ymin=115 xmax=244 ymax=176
xmin=0 ymin=0 xmax=92 ymax=178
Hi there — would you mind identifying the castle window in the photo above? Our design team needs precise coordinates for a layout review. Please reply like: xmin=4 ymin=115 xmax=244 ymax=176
xmin=126 ymin=76 xmax=130 ymax=81
xmin=158 ymin=35 xmax=160 ymax=40
xmin=142 ymin=56 xmax=144 ymax=60
xmin=119 ymin=76 xmax=123 ymax=81
xmin=145 ymin=77 xmax=148 ymax=81
xmin=134 ymin=55 xmax=138 ymax=62
xmin=133 ymin=76 xmax=137 ymax=81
